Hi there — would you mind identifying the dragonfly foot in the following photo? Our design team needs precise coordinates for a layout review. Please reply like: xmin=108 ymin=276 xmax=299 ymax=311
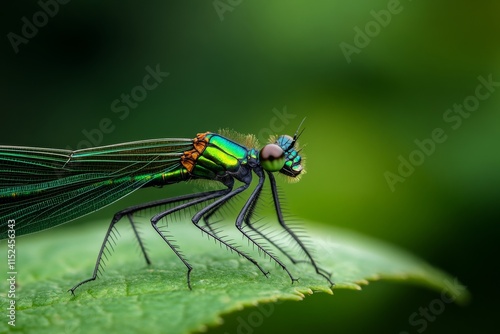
xmin=186 ymin=267 xmax=193 ymax=290
xmin=68 ymin=277 xmax=96 ymax=295
xmin=319 ymin=272 xmax=335 ymax=287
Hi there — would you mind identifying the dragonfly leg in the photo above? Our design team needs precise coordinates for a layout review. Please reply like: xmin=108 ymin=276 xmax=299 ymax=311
xmin=235 ymin=168 xmax=299 ymax=283
xmin=243 ymin=218 xmax=301 ymax=266
xmin=127 ymin=213 xmax=151 ymax=265
xmin=198 ymin=205 xmax=222 ymax=237
xmin=69 ymin=189 xmax=228 ymax=295
xmin=152 ymin=186 xmax=271 ymax=288
xmin=240 ymin=174 xmax=303 ymax=267
xmin=267 ymin=171 xmax=335 ymax=287
xmin=150 ymin=189 xmax=231 ymax=290
xmin=69 ymin=213 xmax=122 ymax=295
xmin=189 ymin=185 xmax=271 ymax=280
xmin=197 ymin=195 xmax=233 ymax=238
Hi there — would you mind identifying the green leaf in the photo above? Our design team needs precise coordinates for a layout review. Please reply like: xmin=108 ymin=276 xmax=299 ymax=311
xmin=0 ymin=221 xmax=468 ymax=334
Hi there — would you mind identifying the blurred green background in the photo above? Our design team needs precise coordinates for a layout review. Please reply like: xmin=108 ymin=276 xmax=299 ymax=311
xmin=1 ymin=0 xmax=499 ymax=333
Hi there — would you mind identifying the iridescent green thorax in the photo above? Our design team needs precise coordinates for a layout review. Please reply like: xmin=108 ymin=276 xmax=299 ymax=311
xmin=181 ymin=132 xmax=250 ymax=181
xmin=202 ymin=133 xmax=248 ymax=171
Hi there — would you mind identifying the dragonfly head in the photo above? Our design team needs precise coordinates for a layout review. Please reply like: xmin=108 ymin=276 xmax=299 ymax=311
xmin=259 ymin=120 xmax=305 ymax=179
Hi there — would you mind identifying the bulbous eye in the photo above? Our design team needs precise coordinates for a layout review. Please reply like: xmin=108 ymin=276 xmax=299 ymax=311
xmin=259 ymin=144 xmax=285 ymax=172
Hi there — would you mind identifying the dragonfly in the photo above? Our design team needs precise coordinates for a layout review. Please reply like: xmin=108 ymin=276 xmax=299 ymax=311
xmin=0 ymin=121 xmax=333 ymax=294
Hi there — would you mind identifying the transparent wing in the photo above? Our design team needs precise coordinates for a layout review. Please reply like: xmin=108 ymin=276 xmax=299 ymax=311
xmin=0 ymin=138 xmax=193 ymax=238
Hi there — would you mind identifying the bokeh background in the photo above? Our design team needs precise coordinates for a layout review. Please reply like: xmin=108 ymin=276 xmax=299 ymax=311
xmin=1 ymin=1 xmax=499 ymax=333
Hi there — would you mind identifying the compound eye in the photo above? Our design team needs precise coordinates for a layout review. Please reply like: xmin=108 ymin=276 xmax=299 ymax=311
xmin=259 ymin=144 xmax=285 ymax=172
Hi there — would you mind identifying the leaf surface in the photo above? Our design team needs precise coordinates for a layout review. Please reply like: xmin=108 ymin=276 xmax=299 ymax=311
xmin=0 ymin=221 xmax=468 ymax=333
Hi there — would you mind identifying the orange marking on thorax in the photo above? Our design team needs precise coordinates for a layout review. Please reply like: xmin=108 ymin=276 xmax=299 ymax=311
xmin=181 ymin=132 xmax=209 ymax=172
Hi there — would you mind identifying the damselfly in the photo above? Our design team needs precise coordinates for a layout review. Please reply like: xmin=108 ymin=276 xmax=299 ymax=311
xmin=0 ymin=121 xmax=333 ymax=294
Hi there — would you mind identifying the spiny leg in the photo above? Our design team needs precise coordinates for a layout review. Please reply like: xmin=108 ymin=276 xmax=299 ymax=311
xmin=69 ymin=189 xmax=228 ymax=295
xmin=235 ymin=168 xmax=298 ymax=283
xmin=191 ymin=175 xmax=300 ymax=283
xmin=267 ymin=171 xmax=334 ymax=286
xmin=238 ymin=191 xmax=303 ymax=266
xmin=124 ymin=191 xmax=227 ymax=264
xmin=197 ymin=195 xmax=235 ymax=238
xmin=244 ymin=218 xmax=301 ymax=265
xmin=69 ymin=213 xmax=121 ymax=295
xmin=153 ymin=185 xmax=269 ymax=288
xmin=197 ymin=202 xmax=224 ymax=237
xmin=150 ymin=188 xmax=232 ymax=289
xmin=128 ymin=213 xmax=151 ymax=265
xmin=242 ymin=186 xmax=301 ymax=265
xmin=189 ymin=185 xmax=271 ymax=279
